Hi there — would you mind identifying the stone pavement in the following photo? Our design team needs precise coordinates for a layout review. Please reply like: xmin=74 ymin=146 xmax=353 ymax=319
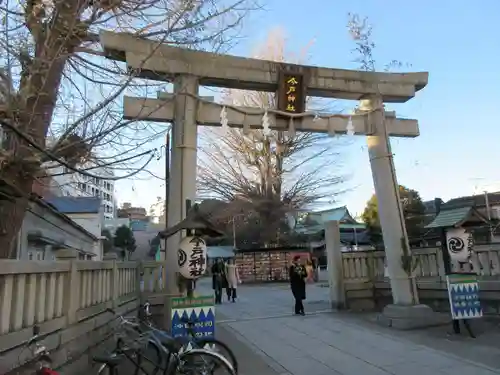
xmin=206 ymin=282 xmax=500 ymax=375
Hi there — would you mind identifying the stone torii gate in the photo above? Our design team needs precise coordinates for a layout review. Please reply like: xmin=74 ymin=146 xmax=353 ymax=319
xmin=99 ymin=31 xmax=429 ymax=323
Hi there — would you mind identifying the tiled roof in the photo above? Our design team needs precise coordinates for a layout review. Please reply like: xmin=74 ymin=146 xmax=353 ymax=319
xmin=310 ymin=206 xmax=355 ymax=223
xmin=296 ymin=206 xmax=365 ymax=234
xmin=444 ymin=192 xmax=500 ymax=209
xmin=424 ymin=207 xmax=471 ymax=229
xmin=45 ymin=196 xmax=101 ymax=214
xmin=424 ymin=206 xmax=488 ymax=229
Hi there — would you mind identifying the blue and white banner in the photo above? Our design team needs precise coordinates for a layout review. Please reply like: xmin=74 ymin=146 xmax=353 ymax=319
xmin=446 ymin=273 xmax=482 ymax=320
xmin=171 ymin=295 xmax=215 ymax=338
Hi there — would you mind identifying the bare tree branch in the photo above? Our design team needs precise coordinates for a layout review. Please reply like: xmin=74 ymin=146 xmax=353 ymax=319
xmin=0 ymin=0 xmax=260 ymax=257
xmin=197 ymin=28 xmax=349 ymax=246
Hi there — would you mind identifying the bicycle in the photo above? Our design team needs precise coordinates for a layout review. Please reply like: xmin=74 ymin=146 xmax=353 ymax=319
xmin=94 ymin=308 xmax=236 ymax=375
xmin=140 ymin=301 xmax=238 ymax=373
xmin=17 ymin=325 xmax=59 ymax=375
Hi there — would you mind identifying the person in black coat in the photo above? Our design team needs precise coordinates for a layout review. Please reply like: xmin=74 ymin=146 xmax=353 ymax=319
xmin=289 ymin=255 xmax=307 ymax=315
xmin=211 ymin=258 xmax=226 ymax=304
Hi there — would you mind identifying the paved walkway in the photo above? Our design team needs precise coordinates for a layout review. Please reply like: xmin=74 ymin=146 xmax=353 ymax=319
xmin=205 ymin=282 xmax=500 ymax=375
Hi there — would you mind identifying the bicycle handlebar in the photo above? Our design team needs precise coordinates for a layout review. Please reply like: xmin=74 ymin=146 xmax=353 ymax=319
xmin=26 ymin=325 xmax=42 ymax=346
xmin=106 ymin=307 xmax=141 ymax=328
xmin=24 ymin=325 xmax=52 ymax=365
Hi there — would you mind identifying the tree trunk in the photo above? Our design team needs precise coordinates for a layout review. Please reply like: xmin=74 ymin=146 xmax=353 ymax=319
xmin=0 ymin=5 xmax=77 ymax=257
xmin=0 ymin=177 xmax=33 ymax=258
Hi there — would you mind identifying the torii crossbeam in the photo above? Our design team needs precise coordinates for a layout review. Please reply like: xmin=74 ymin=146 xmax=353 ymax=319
xmin=99 ymin=30 xmax=429 ymax=322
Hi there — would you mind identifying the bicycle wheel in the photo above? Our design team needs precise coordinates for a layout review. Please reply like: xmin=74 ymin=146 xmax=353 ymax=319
xmin=195 ymin=338 xmax=238 ymax=374
xmin=133 ymin=340 xmax=163 ymax=375
xmin=174 ymin=348 xmax=236 ymax=375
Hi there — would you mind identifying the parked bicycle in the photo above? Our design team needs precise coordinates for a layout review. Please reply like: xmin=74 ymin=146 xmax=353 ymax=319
xmin=94 ymin=307 xmax=236 ymax=375
xmin=18 ymin=325 xmax=59 ymax=375
xmin=140 ymin=301 xmax=238 ymax=373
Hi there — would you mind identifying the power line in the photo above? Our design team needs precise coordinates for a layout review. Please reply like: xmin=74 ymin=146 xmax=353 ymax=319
xmin=0 ymin=118 xmax=155 ymax=181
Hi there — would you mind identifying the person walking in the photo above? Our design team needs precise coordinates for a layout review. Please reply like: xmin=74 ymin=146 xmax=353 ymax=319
xmin=312 ymin=257 xmax=319 ymax=282
xmin=225 ymin=258 xmax=240 ymax=302
xmin=212 ymin=258 xmax=225 ymax=304
xmin=305 ymin=257 xmax=314 ymax=283
xmin=289 ymin=255 xmax=307 ymax=315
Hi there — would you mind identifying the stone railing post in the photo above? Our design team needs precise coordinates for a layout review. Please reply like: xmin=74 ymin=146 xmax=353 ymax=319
xmin=111 ymin=259 xmax=119 ymax=309
xmin=137 ymin=261 xmax=144 ymax=303
xmin=103 ymin=253 xmax=119 ymax=308
xmin=59 ymin=250 xmax=79 ymax=325
xmin=325 ymin=220 xmax=346 ymax=310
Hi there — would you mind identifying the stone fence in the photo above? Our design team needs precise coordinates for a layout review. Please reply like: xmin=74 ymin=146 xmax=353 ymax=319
xmin=0 ymin=256 xmax=166 ymax=375
xmin=341 ymin=244 xmax=500 ymax=313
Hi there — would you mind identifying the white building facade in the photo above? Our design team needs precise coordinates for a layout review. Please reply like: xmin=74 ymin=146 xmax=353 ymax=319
xmin=148 ymin=197 xmax=165 ymax=225
xmin=49 ymin=164 xmax=117 ymax=220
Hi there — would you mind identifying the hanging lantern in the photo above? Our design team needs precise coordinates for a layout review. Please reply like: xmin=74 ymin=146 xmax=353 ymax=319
xmin=177 ymin=236 xmax=208 ymax=279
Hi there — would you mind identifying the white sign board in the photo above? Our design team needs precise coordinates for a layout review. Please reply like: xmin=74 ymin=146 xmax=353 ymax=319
xmin=178 ymin=236 xmax=208 ymax=279
xmin=446 ymin=227 xmax=474 ymax=262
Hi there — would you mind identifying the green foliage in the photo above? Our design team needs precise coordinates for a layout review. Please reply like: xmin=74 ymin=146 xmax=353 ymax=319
xmin=114 ymin=225 xmax=136 ymax=253
xmin=101 ymin=229 xmax=113 ymax=253
xmin=361 ymin=185 xmax=426 ymax=246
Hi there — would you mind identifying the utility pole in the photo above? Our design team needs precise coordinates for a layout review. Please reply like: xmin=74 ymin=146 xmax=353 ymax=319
xmin=232 ymin=217 xmax=236 ymax=248
xmin=163 ymin=131 xmax=170 ymax=260
xmin=484 ymin=191 xmax=494 ymax=242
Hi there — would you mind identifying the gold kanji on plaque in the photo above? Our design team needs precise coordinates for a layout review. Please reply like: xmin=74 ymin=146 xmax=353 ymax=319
xmin=278 ymin=72 xmax=305 ymax=114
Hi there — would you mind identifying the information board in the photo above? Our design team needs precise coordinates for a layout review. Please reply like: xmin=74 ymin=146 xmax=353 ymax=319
xmin=446 ymin=273 xmax=482 ymax=320
xmin=170 ymin=295 xmax=215 ymax=338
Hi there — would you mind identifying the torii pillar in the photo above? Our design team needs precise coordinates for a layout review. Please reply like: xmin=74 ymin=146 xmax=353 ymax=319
xmin=99 ymin=30 xmax=440 ymax=328
xmin=359 ymin=95 xmax=415 ymax=305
